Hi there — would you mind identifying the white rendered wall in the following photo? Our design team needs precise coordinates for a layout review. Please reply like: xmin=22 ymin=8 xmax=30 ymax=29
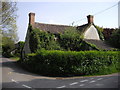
xmin=84 ymin=25 xmax=100 ymax=40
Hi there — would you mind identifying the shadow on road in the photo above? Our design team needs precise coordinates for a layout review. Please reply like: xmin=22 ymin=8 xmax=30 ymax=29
xmin=2 ymin=58 xmax=44 ymax=77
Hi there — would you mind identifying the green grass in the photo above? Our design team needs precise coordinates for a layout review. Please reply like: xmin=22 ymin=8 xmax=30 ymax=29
xmin=84 ymin=65 xmax=120 ymax=77
xmin=9 ymin=56 xmax=20 ymax=61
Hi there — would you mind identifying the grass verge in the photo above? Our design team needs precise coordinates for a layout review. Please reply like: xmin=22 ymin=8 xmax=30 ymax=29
xmin=9 ymin=56 xmax=20 ymax=61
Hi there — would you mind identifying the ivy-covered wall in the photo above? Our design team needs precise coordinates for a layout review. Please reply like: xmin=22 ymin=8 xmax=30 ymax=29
xmin=29 ymin=26 xmax=61 ymax=52
xmin=28 ymin=26 xmax=99 ymax=53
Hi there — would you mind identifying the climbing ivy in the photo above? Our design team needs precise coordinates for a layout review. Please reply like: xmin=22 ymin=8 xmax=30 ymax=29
xmin=29 ymin=26 xmax=61 ymax=52
xmin=29 ymin=26 xmax=100 ymax=52
xmin=95 ymin=25 xmax=105 ymax=40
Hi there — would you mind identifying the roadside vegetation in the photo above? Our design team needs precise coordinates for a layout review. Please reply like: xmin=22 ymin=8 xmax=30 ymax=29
xmin=2 ymin=40 xmax=24 ymax=60
xmin=1 ymin=1 xmax=20 ymax=59
xmin=20 ymin=50 xmax=120 ymax=77
xmin=9 ymin=56 xmax=20 ymax=61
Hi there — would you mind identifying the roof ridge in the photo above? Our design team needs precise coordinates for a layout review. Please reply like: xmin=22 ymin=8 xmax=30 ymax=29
xmin=35 ymin=22 xmax=72 ymax=27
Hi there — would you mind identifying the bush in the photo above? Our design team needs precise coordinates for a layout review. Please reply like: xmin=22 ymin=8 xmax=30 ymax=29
xmin=108 ymin=29 xmax=120 ymax=49
xmin=2 ymin=36 xmax=15 ymax=57
xmin=58 ymin=27 xmax=82 ymax=51
xmin=57 ymin=27 xmax=99 ymax=51
xmin=14 ymin=41 xmax=25 ymax=57
xmin=20 ymin=50 xmax=120 ymax=76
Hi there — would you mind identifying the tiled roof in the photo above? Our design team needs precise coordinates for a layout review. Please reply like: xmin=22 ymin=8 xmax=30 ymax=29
xmin=34 ymin=22 xmax=93 ymax=34
xmin=34 ymin=22 xmax=72 ymax=34
xmin=77 ymin=23 xmax=92 ymax=34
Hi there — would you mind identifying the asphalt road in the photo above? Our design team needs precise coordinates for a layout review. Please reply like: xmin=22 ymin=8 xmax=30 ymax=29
xmin=1 ymin=58 xmax=120 ymax=89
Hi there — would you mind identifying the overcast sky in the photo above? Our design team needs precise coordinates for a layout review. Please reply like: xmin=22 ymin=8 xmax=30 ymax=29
xmin=16 ymin=1 xmax=119 ymax=41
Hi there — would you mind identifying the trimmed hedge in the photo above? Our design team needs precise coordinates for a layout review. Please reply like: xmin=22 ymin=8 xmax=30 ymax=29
xmin=21 ymin=50 xmax=120 ymax=76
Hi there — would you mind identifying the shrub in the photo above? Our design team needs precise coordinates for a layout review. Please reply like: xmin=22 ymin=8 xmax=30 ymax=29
xmin=21 ymin=50 xmax=120 ymax=76
xmin=108 ymin=29 xmax=120 ymax=49
xmin=58 ymin=27 xmax=82 ymax=51
xmin=14 ymin=41 xmax=25 ymax=57
xmin=2 ymin=36 xmax=15 ymax=57
xmin=58 ymin=27 xmax=99 ymax=51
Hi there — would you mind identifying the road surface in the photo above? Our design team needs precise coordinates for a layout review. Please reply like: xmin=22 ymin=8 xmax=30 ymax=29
xmin=1 ymin=58 xmax=120 ymax=89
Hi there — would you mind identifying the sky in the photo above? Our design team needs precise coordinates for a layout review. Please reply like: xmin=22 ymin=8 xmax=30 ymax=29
xmin=16 ymin=1 xmax=119 ymax=41
xmin=118 ymin=1 xmax=120 ymax=28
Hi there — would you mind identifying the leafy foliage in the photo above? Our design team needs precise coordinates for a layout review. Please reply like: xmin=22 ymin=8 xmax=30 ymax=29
xmin=108 ymin=29 xmax=120 ymax=49
xmin=29 ymin=26 xmax=61 ymax=52
xmin=58 ymin=27 xmax=82 ymax=51
xmin=58 ymin=27 xmax=99 ymax=51
xmin=95 ymin=25 xmax=104 ymax=40
xmin=1 ymin=1 xmax=18 ymax=42
xmin=20 ymin=26 xmax=119 ymax=77
xmin=14 ymin=41 xmax=25 ymax=57
xmin=2 ymin=36 xmax=15 ymax=57
xmin=1 ymin=1 xmax=18 ymax=57
xmin=21 ymin=50 xmax=120 ymax=76
xmin=29 ymin=26 xmax=99 ymax=52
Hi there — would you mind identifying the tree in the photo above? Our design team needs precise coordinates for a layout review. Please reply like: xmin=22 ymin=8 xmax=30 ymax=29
xmin=2 ymin=36 xmax=15 ymax=57
xmin=59 ymin=27 xmax=83 ymax=51
xmin=1 ymin=1 xmax=18 ymax=57
xmin=14 ymin=41 xmax=25 ymax=57
xmin=1 ymin=1 xmax=18 ymax=42
xmin=108 ymin=29 xmax=120 ymax=49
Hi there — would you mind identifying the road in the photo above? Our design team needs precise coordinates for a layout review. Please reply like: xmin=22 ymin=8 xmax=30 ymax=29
xmin=1 ymin=58 xmax=120 ymax=89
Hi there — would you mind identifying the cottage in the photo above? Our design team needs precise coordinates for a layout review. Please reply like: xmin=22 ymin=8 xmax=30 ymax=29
xmin=22 ymin=13 xmax=101 ymax=57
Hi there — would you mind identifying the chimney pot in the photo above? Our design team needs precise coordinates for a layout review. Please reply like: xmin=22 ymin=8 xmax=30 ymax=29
xmin=87 ymin=15 xmax=94 ymax=24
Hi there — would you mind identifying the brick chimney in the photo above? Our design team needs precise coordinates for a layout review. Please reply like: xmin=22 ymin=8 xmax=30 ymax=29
xmin=87 ymin=15 xmax=94 ymax=24
xmin=29 ymin=12 xmax=35 ymax=25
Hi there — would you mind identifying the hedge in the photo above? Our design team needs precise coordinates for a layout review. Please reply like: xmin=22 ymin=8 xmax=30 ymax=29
xmin=20 ymin=50 xmax=120 ymax=76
